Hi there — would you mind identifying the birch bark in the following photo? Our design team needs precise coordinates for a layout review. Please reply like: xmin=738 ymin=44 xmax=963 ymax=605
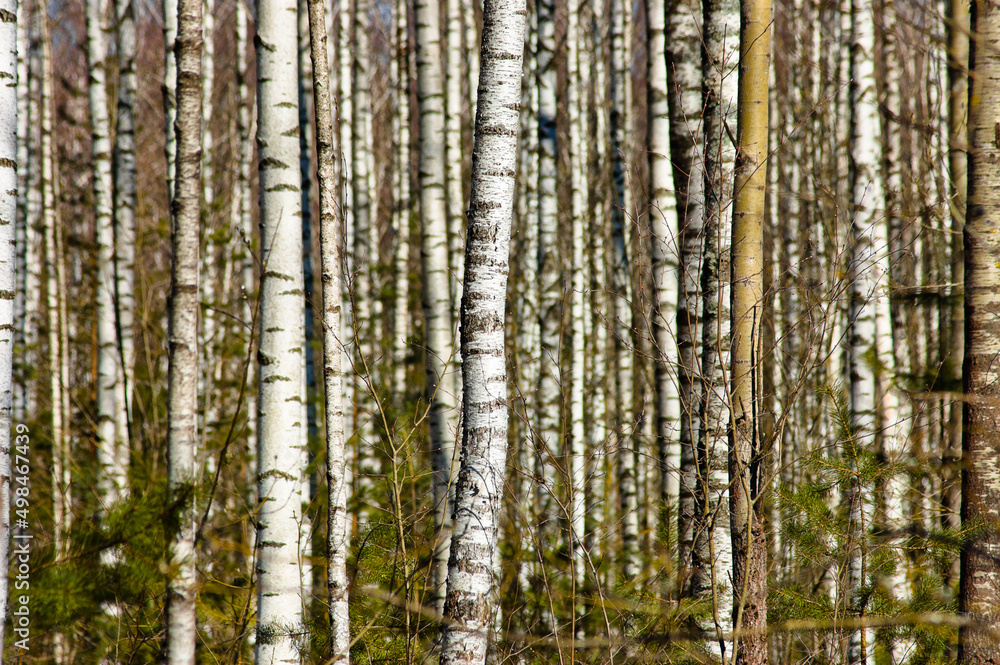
xmin=416 ymin=0 xmax=460 ymax=612
xmin=306 ymin=0 xmax=350 ymax=654
xmin=87 ymin=0 xmax=127 ymax=504
xmin=666 ymin=0 xmax=705 ymax=576
xmin=0 ymin=0 xmax=17 ymax=650
xmin=646 ymin=0 xmax=680 ymax=532
xmin=534 ymin=0 xmax=559 ymax=553
xmin=437 ymin=0 xmax=524 ymax=660
xmin=960 ymin=2 xmax=1000 ymax=661
xmin=846 ymin=0 xmax=885 ymax=660
xmin=254 ymin=0 xmax=309 ymax=653
xmin=165 ymin=0 xmax=202 ymax=660
xmin=695 ymin=0 xmax=738 ymax=647
xmin=113 ymin=0 xmax=136 ymax=448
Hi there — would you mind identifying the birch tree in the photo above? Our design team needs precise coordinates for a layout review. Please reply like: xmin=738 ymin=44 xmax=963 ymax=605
xmin=306 ymin=0 xmax=350 ymax=654
xmin=646 ymin=0 xmax=679 ymax=534
xmin=0 ymin=0 xmax=17 ymax=648
xmin=667 ymin=0 xmax=706 ymax=576
xmin=438 ymin=0 xmax=525 ymax=659
xmin=846 ymin=0 xmax=887 ymax=660
xmin=728 ymin=0 xmax=770 ymax=660
xmin=416 ymin=0 xmax=459 ymax=612
xmin=960 ymin=2 xmax=1000 ymax=661
xmin=165 ymin=0 xmax=202 ymax=658
xmin=254 ymin=0 xmax=309 ymax=653
xmin=87 ymin=0 xmax=127 ymax=505
xmin=113 ymin=0 xmax=136 ymax=447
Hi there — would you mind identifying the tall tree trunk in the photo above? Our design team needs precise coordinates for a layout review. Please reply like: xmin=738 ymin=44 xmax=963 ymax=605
xmin=254 ymin=0 xmax=308 ymax=653
xmin=960 ymin=2 xmax=1000 ymax=661
xmin=306 ymin=0 xmax=350 ymax=654
xmin=567 ymin=0 xmax=588 ymax=614
xmin=393 ymin=0 xmax=411 ymax=403
xmin=728 ymin=0 xmax=770 ymax=660
xmin=0 ymin=0 xmax=18 ymax=650
xmin=610 ymin=0 xmax=638 ymax=583
xmin=646 ymin=0 xmax=680 ymax=545
xmin=416 ymin=0 xmax=459 ymax=613
xmin=667 ymin=0 xmax=705 ymax=582
xmin=942 ymin=0 xmax=967 ymax=591
xmin=114 ymin=0 xmax=136 ymax=450
xmin=534 ymin=0 xmax=559 ymax=565
xmin=695 ymin=0 xmax=738 ymax=648
xmin=437 ymin=0 xmax=525 ymax=660
xmin=165 ymin=0 xmax=202 ymax=660
xmin=87 ymin=0 xmax=127 ymax=505
xmin=846 ymin=0 xmax=885 ymax=660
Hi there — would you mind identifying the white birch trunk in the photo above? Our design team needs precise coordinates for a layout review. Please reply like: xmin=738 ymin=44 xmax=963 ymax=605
xmin=0 ymin=0 xmax=17 ymax=650
xmin=646 ymin=0 xmax=680 ymax=543
xmin=166 ymin=0 xmax=202 ymax=660
xmin=446 ymin=0 xmax=465 ymax=316
xmin=667 ymin=0 xmax=705 ymax=578
xmin=13 ymin=0 xmax=28 ymax=428
xmin=438 ymin=0 xmax=525 ymax=660
xmin=567 ymin=0 xmax=587 ymax=606
xmin=695 ymin=0 xmax=737 ymax=650
xmin=306 ymin=0 xmax=350 ymax=653
xmin=164 ymin=0 xmax=178 ymax=200
xmin=393 ymin=0 xmax=411 ymax=402
xmin=609 ymin=0 xmax=638 ymax=583
xmin=847 ymin=1 xmax=882 ymax=661
xmin=416 ymin=0 xmax=460 ymax=613
xmin=254 ymin=0 xmax=308 ymax=654
xmin=534 ymin=0 xmax=559 ymax=558
xmin=87 ymin=0 xmax=127 ymax=505
xmin=113 ymin=0 xmax=136 ymax=451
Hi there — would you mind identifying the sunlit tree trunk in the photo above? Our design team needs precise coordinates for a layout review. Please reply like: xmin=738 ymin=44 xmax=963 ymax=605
xmin=437 ymin=0 xmax=525 ymax=659
xmin=307 ymin=0 xmax=350 ymax=654
xmin=646 ymin=0 xmax=680 ymax=545
xmin=114 ymin=0 xmax=136 ymax=450
xmin=534 ymin=0 xmax=559 ymax=561
xmin=254 ymin=0 xmax=309 ymax=653
xmin=960 ymin=2 xmax=1000 ymax=661
xmin=667 ymin=0 xmax=705 ymax=579
xmin=567 ymin=0 xmax=587 ymax=611
xmin=393 ymin=0 xmax=411 ymax=402
xmin=416 ymin=0 xmax=459 ymax=613
xmin=87 ymin=0 xmax=127 ymax=505
xmin=846 ymin=0 xmax=884 ymax=660
xmin=165 ymin=0 xmax=202 ymax=660
xmin=695 ymin=0 xmax=738 ymax=649
xmin=942 ymin=0 xmax=967 ymax=590
xmin=0 ymin=0 xmax=17 ymax=649
xmin=728 ymin=0 xmax=770 ymax=660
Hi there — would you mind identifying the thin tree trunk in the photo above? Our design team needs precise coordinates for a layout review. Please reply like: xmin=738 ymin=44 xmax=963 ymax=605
xmin=728 ymin=0 xmax=770 ymax=660
xmin=942 ymin=0 xmax=967 ymax=591
xmin=307 ymin=0 xmax=350 ymax=654
xmin=610 ymin=0 xmax=638 ymax=583
xmin=416 ymin=0 xmax=459 ymax=613
xmin=567 ymin=0 xmax=588 ymax=615
xmin=696 ymin=0 xmax=738 ymax=649
xmin=114 ymin=0 xmax=136 ymax=451
xmin=87 ymin=0 xmax=127 ymax=505
xmin=960 ymin=2 xmax=1000 ymax=662
xmin=646 ymin=0 xmax=680 ymax=542
xmin=846 ymin=0 xmax=885 ymax=660
xmin=437 ymin=0 xmax=525 ymax=659
xmin=0 ymin=0 xmax=18 ymax=650
xmin=254 ymin=0 xmax=309 ymax=652
xmin=667 ymin=0 xmax=705 ymax=581
xmin=165 ymin=0 xmax=202 ymax=659
xmin=393 ymin=0 xmax=411 ymax=403
xmin=534 ymin=0 xmax=559 ymax=563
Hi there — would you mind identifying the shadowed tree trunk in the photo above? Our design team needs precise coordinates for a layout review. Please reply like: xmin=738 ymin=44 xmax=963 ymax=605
xmin=960 ymin=1 xmax=1000 ymax=661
